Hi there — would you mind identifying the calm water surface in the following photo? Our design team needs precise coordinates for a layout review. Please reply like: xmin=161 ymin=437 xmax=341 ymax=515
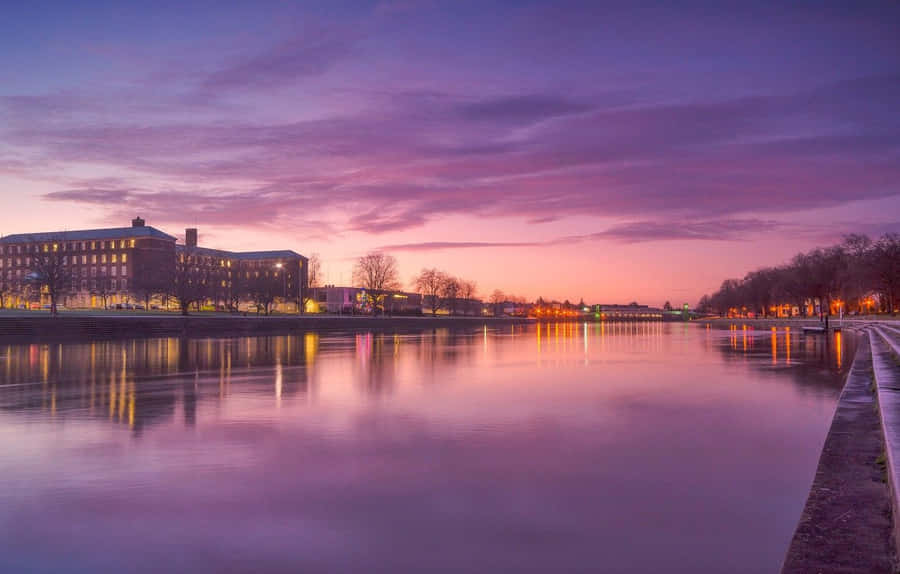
xmin=0 ymin=323 xmax=852 ymax=573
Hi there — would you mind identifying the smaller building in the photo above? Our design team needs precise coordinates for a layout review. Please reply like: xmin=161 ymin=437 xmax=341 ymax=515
xmin=307 ymin=286 xmax=423 ymax=315
xmin=307 ymin=286 xmax=362 ymax=314
xmin=591 ymin=303 xmax=664 ymax=320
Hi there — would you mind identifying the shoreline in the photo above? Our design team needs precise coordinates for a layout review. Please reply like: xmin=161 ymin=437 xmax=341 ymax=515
xmin=780 ymin=330 xmax=895 ymax=573
xmin=0 ymin=313 xmax=535 ymax=343
xmin=700 ymin=316 xmax=899 ymax=329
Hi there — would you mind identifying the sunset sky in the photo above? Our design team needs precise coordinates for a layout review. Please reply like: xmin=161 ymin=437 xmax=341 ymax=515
xmin=1 ymin=1 xmax=898 ymax=305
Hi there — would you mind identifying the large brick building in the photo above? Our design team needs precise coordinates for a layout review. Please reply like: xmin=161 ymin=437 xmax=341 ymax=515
xmin=0 ymin=217 xmax=308 ymax=311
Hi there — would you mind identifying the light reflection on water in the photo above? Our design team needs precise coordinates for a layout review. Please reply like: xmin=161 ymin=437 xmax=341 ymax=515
xmin=0 ymin=323 xmax=852 ymax=573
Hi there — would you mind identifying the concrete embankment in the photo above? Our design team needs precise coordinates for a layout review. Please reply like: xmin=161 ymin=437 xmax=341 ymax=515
xmin=781 ymin=331 xmax=895 ymax=573
xmin=870 ymin=326 xmax=900 ymax=558
xmin=700 ymin=317 xmax=885 ymax=330
xmin=0 ymin=314 xmax=534 ymax=343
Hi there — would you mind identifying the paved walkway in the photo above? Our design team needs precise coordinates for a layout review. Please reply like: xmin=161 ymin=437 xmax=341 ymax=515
xmin=869 ymin=325 xmax=900 ymax=559
xmin=781 ymin=331 xmax=895 ymax=574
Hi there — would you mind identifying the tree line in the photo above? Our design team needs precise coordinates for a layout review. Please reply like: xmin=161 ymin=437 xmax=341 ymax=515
xmin=1 ymin=239 xmax=536 ymax=318
xmin=349 ymin=251 xmax=529 ymax=316
xmin=697 ymin=233 xmax=900 ymax=317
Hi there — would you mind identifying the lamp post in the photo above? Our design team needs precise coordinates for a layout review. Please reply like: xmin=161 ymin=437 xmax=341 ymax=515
xmin=275 ymin=263 xmax=286 ymax=313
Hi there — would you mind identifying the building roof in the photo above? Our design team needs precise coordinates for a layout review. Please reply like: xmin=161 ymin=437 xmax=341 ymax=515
xmin=0 ymin=226 xmax=176 ymax=243
xmin=233 ymin=250 xmax=305 ymax=261
xmin=175 ymin=246 xmax=305 ymax=261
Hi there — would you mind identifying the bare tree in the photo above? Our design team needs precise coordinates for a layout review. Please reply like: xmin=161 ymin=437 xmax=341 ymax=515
xmin=458 ymin=279 xmax=477 ymax=301
xmin=413 ymin=268 xmax=448 ymax=315
xmin=457 ymin=279 xmax=478 ymax=316
xmin=223 ymin=270 xmax=246 ymax=313
xmin=490 ymin=289 xmax=505 ymax=317
xmin=302 ymin=253 xmax=322 ymax=312
xmin=871 ymin=233 xmax=900 ymax=314
xmin=701 ymin=232 xmax=900 ymax=317
xmin=170 ymin=249 xmax=210 ymax=316
xmin=353 ymin=252 xmax=400 ymax=314
xmin=247 ymin=270 xmax=280 ymax=315
xmin=27 ymin=240 xmax=70 ymax=316
xmin=0 ymin=276 xmax=12 ymax=310
xmin=441 ymin=275 xmax=461 ymax=315
xmin=94 ymin=277 xmax=113 ymax=310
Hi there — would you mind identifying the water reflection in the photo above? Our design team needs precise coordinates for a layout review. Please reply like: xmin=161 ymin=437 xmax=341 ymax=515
xmin=2 ymin=323 xmax=850 ymax=433
xmin=0 ymin=324 xmax=854 ymax=574
xmin=716 ymin=323 xmax=853 ymax=395
xmin=0 ymin=337 xmax=315 ymax=434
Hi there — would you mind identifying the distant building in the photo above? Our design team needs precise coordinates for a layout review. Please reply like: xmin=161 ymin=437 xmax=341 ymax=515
xmin=307 ymin=286 xmax=362 ymax=314
xmin=591 ymin=303 xmax=664 ymax=320
xmin=308 ymin=286 xmax=423 ymax=315
xmin=0 ymin=217 xmax=308 ymax=311
xmin=421 ymin=295 xmax=484 ymax=316
xmin=0 ymin=217 xmax=176 ymax=309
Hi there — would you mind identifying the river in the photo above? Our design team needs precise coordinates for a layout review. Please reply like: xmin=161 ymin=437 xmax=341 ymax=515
xmin=0 ymin=323 xmax=851 ymax=573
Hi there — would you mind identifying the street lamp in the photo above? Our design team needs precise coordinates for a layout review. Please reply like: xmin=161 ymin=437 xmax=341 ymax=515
xmin=275 ymin=263 xmax=286 ymax=312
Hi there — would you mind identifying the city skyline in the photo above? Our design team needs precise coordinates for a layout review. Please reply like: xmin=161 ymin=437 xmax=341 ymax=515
xmin=2 ymin=1 xmax=899 ymax=305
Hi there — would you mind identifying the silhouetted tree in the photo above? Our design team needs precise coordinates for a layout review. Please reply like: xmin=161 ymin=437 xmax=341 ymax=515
xmin=0 ymin=277 xmax=12 ymax=309
xmin=27 ymin=239 xmax=70 ymax=316
xmin=413 ymin=268 xmax=448 ymax=315
xmin=247 ymin=270 xmax=280 ymax=315
xmin=170 ymin=248 xmax=210 ymax=316
xmin=353 ymin=252 xmax=400 ymax=314
xmin=871 ymin=234 xmax=900 ymax=314
xmin=700 ymin=232 xmax=900 ymax=317
xmin=301 ymin=253 xmax=322 ymax=312
xmin=490 ymin=289 xmax=505 ymax=316
xmin=441 ymin=275 xmax=461 ymax=315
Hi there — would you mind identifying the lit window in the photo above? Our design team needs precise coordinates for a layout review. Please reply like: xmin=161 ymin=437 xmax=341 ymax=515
xmin=101 ymin=254 xmax=107 ymax=264
xmin=111 ymin=254 xmax=117 ymax=263
xmin=129 ymin=239 xmax=135 ymax=248
xmin=122 ymin=253 xmax=127 ymax=263
xmin=91 ymin=255 xmax=97 ymax=264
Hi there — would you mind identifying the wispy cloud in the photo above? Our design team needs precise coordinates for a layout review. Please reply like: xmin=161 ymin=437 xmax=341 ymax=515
xmin=379 ymin=219 xmax=801 ymax=251
xmin=201 ymin=29 xmax=357 ymax=93
xmin=379 ymin=241 xmax=541 ymax=251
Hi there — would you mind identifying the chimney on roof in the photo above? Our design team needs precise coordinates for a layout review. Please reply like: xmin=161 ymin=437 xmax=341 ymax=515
xmin=132 ymin=217 xmax=145 ymax=227
xmin=185 ymin=228 xmax=198 ymax=248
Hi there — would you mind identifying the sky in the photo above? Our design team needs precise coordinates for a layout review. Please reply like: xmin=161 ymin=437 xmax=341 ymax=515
xmin=1 ymin=0 xmax=899 ymax=306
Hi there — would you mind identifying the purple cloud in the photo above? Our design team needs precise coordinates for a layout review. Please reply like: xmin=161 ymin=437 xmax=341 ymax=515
xmin=379 ymin=241 xmax=541 ymax=252
xmin=0 ymin=11 xmax=896 ymax=241
xmin=579 ymin=219 xmax=789 ymax=244
xmin=201 ymin=30 xmax=356 ymax=92
xmin=455 ymin=94 xmax=593 ymax=124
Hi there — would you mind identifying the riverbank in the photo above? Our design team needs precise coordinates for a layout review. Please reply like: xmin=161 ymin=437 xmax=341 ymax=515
xmin=780 ymin=331 xmax=895 ymax=573
xmin=700 ymin=317 xmax=899 ymax=331
xmin=0 ymin=313 xmax=534 ymax=342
